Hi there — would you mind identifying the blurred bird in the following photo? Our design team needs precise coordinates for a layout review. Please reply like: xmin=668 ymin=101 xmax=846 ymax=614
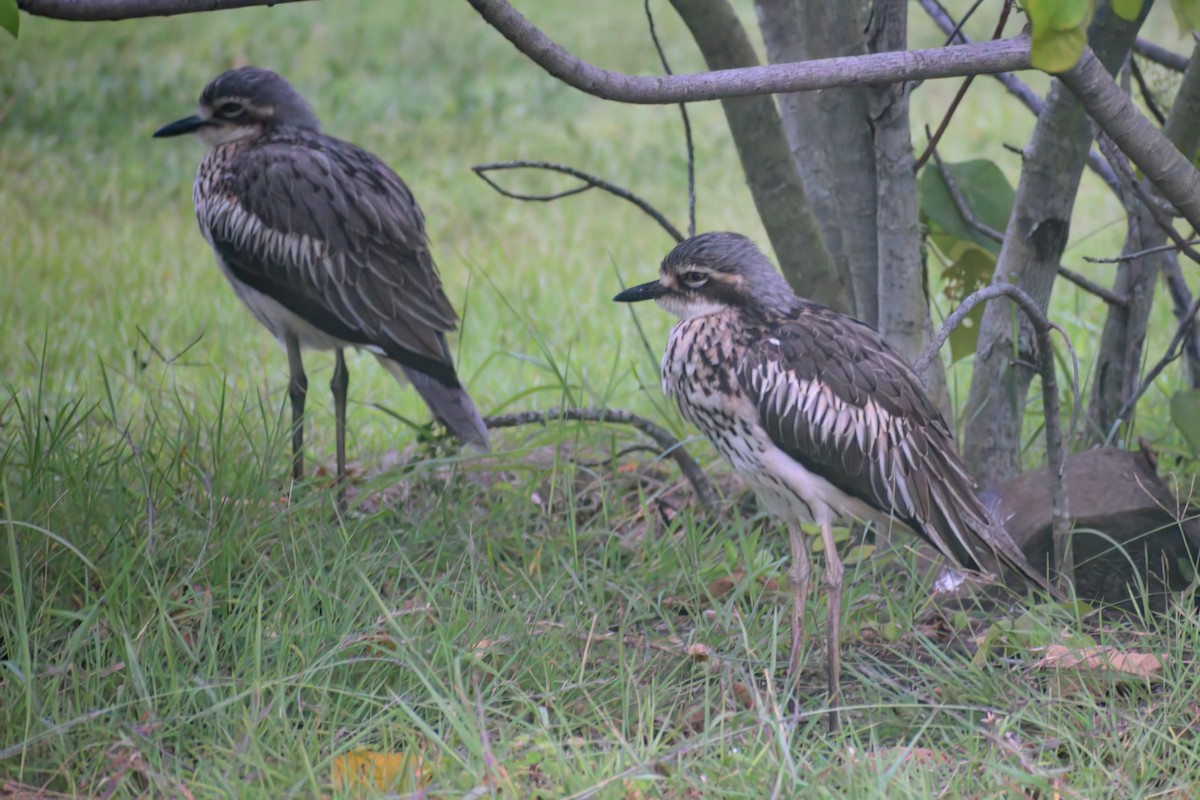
xmin=155 ymin=67 xmax=489 ymax=497
xmin=615 ymin=231 xmax=1056 ymax=729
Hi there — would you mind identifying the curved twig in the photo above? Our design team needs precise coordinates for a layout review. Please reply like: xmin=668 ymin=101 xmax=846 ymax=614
xmin=472 ymin=161 xmax=685 ymax=243
xmin=467 ymin=0 xmax=1033 ymax=103
xmin=482 ymin=407 xmax=718 ymax=510
xmin=17 ymin=0 xmax=309 ymax=20
xmin=644 ymin=0 xmax=696 ymax=238
xmin=915 ymin=283 xmax=1079 ymax=586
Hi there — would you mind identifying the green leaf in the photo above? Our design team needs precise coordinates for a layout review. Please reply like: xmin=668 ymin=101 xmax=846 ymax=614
xmin=0 ymin=0 xmax=18 ymax=39
xmin=919 ymin=158 xmax=1015 ymax=256
xmin=1169 ymin=388 xmax=1200 ymax=454
xmin=1026 ymin=0 xmax=1094 ymax=72
xmin=1112 ymin=0 xmax=1144 ymax=20
xmin=1170 ymin=0 xmax=1200 ymax=32
xmin=944 ymin=247 xmax=993 ymax=363
xmin=919 ymin=159 xmax=1017 ymax=363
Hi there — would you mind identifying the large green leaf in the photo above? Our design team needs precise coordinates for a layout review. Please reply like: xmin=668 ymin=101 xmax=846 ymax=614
xmin=943 ymin=246 xmax=994 ymax=363
xmin=919 ymin=159 xmax=1016 ymax=363
xmin=1026 ymin=0 xmax=1095 ymax=72
xmin=0 ymin=0 xmax=18 ymax=39
xmin=1169 ymin=389 xmax=1200 ymax=454
xmin=1170 ymin=0 xmax=1200 ymax=32
xmin=1112 ymin=0 xmax=1145 ymax=21
xmin=919 ymin=158 xmax=1015 ymax=256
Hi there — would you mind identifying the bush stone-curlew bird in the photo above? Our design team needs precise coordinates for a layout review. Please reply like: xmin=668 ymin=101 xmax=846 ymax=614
xmin=615 ymin=231 xmax=1056 ymax=728
xmin=155 ymin=67 xmax=489 ymax=495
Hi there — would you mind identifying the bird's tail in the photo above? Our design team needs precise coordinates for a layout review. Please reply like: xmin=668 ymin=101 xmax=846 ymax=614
xmin=923 ymin=448 xmax=1065 ymax=602
xmin=377 ymin=357 xmax=490 ymax=452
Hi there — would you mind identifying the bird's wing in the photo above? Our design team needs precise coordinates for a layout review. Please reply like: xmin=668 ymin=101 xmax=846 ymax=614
xmin=737 ymin=303 xmax=1038 ymax=582
xmin=202 ymin=133 xmax=462 ymax=385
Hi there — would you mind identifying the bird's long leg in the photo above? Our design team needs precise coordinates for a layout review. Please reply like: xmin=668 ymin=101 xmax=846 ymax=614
xmin=819 ymin=518 xmax=844 ymax=733
xmin=786 ymin=522 xmax=811 ymax=686
xmin=285 ymin=334 xmax=307 ymax=485
xmin=331 ymin=348 xmax=349 ymax=508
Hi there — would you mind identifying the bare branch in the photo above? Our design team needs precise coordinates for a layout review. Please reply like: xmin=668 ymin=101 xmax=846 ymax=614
xmin=914 ymin=283 xmax=1078 ymax=584
xmin=1132 ymin=37 xmax=1189 ymax=73
xmin=644 ymin=0 xmax=696 ymax=238
xmin=1055 ymin=266 xmax=1127 ymax=307
xmin=466 ymin=0 xmax=1033 ymax=103
xmin=482 ymin=407 xmax=718 ymax=510
xmin=1083 ymin=239 xmax=1200 ymax=263
xmin=472 ymin=161 xmax=685 ymax=243
xmin=1129 ymin=56 xmax=1166 ymax=126
xmin=17 ymin=0 xmax=309 ymax=21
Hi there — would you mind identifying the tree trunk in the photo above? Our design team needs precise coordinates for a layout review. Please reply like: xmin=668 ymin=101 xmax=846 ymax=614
xmin=962 ymin=0 xmax=1149 ymax=486
xmin=1090 ymin=42 xmax=1200 ymax=441
xmin=669 ymin=0 xmax=853 ymax=313
xmin=866 ymin=0 xmax=948 ymax=409
xmin=754 ymin=0 xmax=878 ymax=325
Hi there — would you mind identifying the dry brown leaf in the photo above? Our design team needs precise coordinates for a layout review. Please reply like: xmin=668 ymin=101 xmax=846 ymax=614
xmin=1038 ymin=644 xmax=1167 ymax=679
xmin=731 ymin=681 xmax=756 ymax=710
xmin=684 ymin=643 xmax=713 ymax=662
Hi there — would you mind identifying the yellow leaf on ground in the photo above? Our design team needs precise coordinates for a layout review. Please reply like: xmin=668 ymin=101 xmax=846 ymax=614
xmin=1037 ymin=645 xmax=1167 ymax=679
xmin=332 ymin=748 xmax=429 ymax=794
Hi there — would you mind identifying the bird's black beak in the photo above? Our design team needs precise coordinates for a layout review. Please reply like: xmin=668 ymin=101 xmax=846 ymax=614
xmin=153 ymin=115 xmax=207 ymax=138
xmin=613 ymin=280 xmax=669 ymax=303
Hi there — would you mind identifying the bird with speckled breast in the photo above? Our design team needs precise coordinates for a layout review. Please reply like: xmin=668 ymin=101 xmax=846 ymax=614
xmin=154 ymin=67 xmax=489 ymax=500
xmin=615 ymin=231 xmax=1057 ymax=728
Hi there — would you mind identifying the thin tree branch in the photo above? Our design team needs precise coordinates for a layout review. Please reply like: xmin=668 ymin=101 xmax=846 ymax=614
xmin=482 ymin=407 xmax=718 ymax=509
xmin=472 ymin=161 xmax=686 ymax=243
xmin=644 ymin=0 xmax=696 ymax=238
xmin=914 ymin=0 xmax=1013 ymax=171
xmin=930 ymin=147 xmax=1127 ymax=307
xmin=918 ymin=0 xmax=1123 ymax=198
xmin=1129 ymin=55 xmax=1166 ymax=126
xmin=1055 ymin=266 xmax=1127 ymax=307
xmin=1083 ymin=239 xmax=1200 ymax=263
xmin=17 ymin=0 xmax=309 ymax=20
xmin=1132 ymin=37 xmax=1189 ymax=73
xmin=467 ymin=0 xmax=1034 ymax=103
xmin=1161 ymin=255 xmax=1200 ymax=387
xmin=914 ymin=283 xmax=1078 ymax=585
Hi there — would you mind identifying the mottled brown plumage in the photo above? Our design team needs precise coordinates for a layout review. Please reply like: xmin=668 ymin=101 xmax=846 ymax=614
xmin=155 ymin=67 xmax=488 ymax=495
xmin=616 ymin=231 xmax=1053 ymax=728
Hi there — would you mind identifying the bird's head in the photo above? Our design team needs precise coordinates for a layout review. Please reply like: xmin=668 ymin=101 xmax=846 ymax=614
xmin=613 ymin=231 xmax=796 ymax=319
xmin=153 ymin=66 xmax=321 ymax=147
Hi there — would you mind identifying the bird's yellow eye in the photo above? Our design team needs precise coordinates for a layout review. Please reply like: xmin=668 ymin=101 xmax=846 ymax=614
xmin=681 ymin=270 xmax=708 ymax=287
xmin=217 ymin=102 xmax=245 ymax=119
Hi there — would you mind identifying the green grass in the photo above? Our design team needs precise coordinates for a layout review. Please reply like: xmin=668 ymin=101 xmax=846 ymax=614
xmin=2 ymin=1 xmax=1199 ymax=796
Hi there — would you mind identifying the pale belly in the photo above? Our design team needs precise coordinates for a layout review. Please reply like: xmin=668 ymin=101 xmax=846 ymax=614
xmin=212 ymin=252 xmax=378 ymax=355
